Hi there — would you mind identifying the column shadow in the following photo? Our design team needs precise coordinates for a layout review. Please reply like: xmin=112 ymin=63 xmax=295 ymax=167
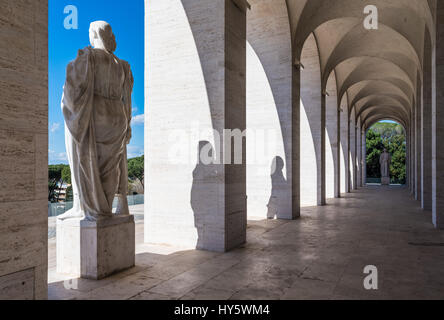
xmin=267 ymin=156 xmax=288 ymax=219
xmin=190 ymin=141 xmax=219 ymax=250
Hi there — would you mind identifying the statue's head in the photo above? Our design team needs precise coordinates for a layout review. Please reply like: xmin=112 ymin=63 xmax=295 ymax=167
xmin=89 ymin=21 xmax=116 ymax=53
xmin=383 ymin=148 xmax=387 ymax=152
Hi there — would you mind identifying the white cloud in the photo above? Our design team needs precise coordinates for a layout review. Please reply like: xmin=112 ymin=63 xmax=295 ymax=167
xmin=127 ymin=145 xmax=144 ymax=159
xmin=131 ymin=114 xmax=145 ymax=126
xmin=49 ymin=149 xmax=68 ymax=162
xmin=50 ymin=122 xmax=61 ymax=133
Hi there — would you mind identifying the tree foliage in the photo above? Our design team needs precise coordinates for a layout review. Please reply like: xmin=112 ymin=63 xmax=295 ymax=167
xmin=48 ymin=164 xmax=69 ymax=202
xmin=61 ymin=166 xmax=71 ymax=185
xmin=366 ymin=122 xmax=406 ymax=184
xmin=49 ymin=155 xmax=145 ymax=202
xmin=128 ymin=155 xmax=144 ymax=188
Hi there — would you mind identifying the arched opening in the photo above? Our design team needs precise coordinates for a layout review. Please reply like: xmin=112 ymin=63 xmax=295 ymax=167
xmin=246 ymin=0 xmax=292 ymax=220
xmin=365 ymin=120 xmax=406 ymax=185
xmin=325 ymin=71 xmax=340 ymax=199
xmin=300 ymin=33 xmax=323 ymax=207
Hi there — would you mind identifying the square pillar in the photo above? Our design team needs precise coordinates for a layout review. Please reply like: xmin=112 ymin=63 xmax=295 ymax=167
xmin=412 ymin=113 xmax=416 ymax=194
xmin=416 ymin=78 xmax=422 ymax=201
xmin=319 ymin=94 xmax=326 ymax=205
xmin=356 ymin=121 xmax=362 ymax=187
xmin=145 ymin=0 xmax=248 ymax=251
xmin=292 ymin=66 xmax=301 ymax=217
xmin=422 ymin=31 xmax=433 ymax=211
xmin=340 ymin=105 xmax=351 ymax=193
xmin=361 ymin=128 xmax=366 ymax=186
xmin=350 ymin=112 xmax=358 ymax=190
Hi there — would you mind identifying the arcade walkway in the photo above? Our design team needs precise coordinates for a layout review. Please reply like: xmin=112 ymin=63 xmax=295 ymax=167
xmin=48 ymin=186 xmax=444 ymax=300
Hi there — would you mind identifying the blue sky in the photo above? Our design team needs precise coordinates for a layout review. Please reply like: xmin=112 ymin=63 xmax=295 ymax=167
xmin=49 ymin=0 xmax=144 ymax=164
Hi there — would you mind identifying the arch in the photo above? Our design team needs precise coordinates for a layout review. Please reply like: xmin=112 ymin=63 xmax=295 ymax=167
xmin=291 ymin=0 xmax=434 ymax=60
xmin=246 ymin=0 xmax=293 ymax=219
xmin=321 ymin=22 xmax=421 ymax=89
xmin=354 ymin=96 xmax=411 ymax=122
xmin=326 ymin=70 xmax=340 ymax=198
xmin=300 ymin=32 xmax=323 ymax=206
xmin=364 ymin=113 xmax=408 ymax=130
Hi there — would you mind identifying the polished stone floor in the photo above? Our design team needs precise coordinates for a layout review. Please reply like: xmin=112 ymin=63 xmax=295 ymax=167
xmin=48 ymin=186 xmax=444 ymax=300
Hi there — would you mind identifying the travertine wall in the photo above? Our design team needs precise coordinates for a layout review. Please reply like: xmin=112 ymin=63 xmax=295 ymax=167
xmin=0 ymin=0 xmax=48 ymax=299
xmin=145 ymin=0 xmax=247 ymax=251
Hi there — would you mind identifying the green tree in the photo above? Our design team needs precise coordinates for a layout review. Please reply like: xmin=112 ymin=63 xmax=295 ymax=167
xmin=366 ymin=122 xmax=406 ymax=184
xmin=48 ymin=164 xmax=70 ymax=202
xmin=48 ymin=164 xmax=64 ymax=202
xmin=127 ymin=155 xmax=144 ymax=188
xmin=61 ymin=166 xmax=71 ymax=184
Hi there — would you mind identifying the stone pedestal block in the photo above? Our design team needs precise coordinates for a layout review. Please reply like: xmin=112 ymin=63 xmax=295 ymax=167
xmin=56 ymin=215 xmax=135 ymax=280
xmin=381 ymin=177 xmax=390 ymax=185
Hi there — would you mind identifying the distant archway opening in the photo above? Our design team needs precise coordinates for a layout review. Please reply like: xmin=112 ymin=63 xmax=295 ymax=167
xmin=365 ymin=120 xmax=406 ymax=185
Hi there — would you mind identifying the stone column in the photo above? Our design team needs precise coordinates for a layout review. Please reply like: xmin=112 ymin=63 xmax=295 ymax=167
xmin=336 ymin=107 xmax=341 ymax=196
xmin=0 ymin=0 xmax=48 ymax=299
xmin=319 ymin=95 xmax=326 ymax=205
xmin=356 ymin=121 xmax=362 ymax=188
xmin=361 ymin=128 xmax=367 ymax=186
xmin=405 ymin=131 xmax=412 ymax=192
xmin=416 ymin=79 xmax=422 ymax=201
xmin=410 ymin=109 xmax=416 ymax=195
xmin=292 ymin=65 xmax=301 ymax=217
xmin=432 ymin=2 xmax=444 ymax=228
xmin=146 ymin=0 xmax=249 ymax=251
xmin=422 ymin=31 xmax=433 ymax=211
xmin=341 ymin=105 xmax=351 ymax=193
xmin=350 ymin=112 xmax=357 ymax=190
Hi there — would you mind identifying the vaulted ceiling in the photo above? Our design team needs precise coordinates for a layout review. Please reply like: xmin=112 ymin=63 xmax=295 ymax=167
xmin=286 ymin=0 xmax=436 ymax=130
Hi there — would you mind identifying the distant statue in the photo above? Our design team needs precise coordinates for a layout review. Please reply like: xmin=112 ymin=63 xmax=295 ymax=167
xmin=59 ymin=21 xmax=133 ymax=221
xmin=379 ymin=148 xmax=391 ymax=184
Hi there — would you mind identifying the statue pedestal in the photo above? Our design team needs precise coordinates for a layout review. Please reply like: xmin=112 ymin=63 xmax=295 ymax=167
xmin=56 ymin=215 xmax=135 ymax=280
xmin=381 ymin=177 xmax=390 ymax=185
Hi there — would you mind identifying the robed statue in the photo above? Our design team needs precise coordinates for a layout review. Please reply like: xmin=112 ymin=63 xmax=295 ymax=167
xmin=379 ymin=148 xmax=391 ymax=178
xmin=59 ymin=21 xmax=133 ymax=221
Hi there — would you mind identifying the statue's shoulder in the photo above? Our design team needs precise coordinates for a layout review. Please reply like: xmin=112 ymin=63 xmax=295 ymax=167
xmin=120 ymin=59 xmax=131 ymax=71
xmin=68 ymin=47 xmax=93 ymax=66
xmin=77 ymin=46 xmax=93 ymax=58
xmin=119 ymin=59 xmax=133 ymax=82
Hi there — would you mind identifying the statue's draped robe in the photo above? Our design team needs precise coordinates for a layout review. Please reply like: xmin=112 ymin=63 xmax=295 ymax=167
xmin=379 ymin=152 xmax=391 ymax=178
xmin=62 ymin=47 xmax=133 ymax=220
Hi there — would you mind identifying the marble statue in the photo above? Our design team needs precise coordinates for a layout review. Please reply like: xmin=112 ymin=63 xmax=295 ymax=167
xmin=59 ymin=21 xmax=133 ymax=221
xmin=380 ymin=148 xmax=391 ymax=183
